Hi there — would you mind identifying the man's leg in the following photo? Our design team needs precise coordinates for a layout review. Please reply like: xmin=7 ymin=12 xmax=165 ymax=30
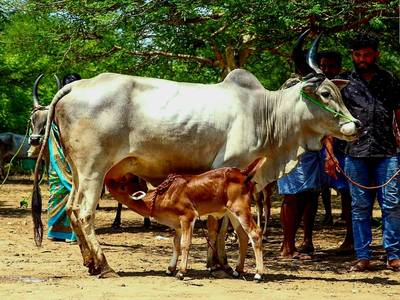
xmin=280 ymin=194 xmax=302 ymax=258
xmin=336 ymin=188 xmax=355 ymax=254
xmin=375 ymin=157 xmax=400 ymax=269
xmin=321 ymin=187 xmax=333 ymax=224
xmin=345 ymin=157 xmax=373 ymax=271
xmin=298 ymin=190 xmax=319 ymax=253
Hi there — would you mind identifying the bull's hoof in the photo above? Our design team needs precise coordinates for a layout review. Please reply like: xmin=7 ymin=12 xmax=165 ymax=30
xmin=210 ymin=266 xmax=233 ymax=279
xmin=253 ymin=273 xmax=264 ymax=283
xmin=111 ymin=222 xmax=121 ymax=229
xmin=87 ymin=262 xmax=102 ymax=276
xmin=175 ymin=272 xmax=184 ymax=280
xmin=100 ymin=269 xmax=119 ymax=278
xmin=165 ymin=269 xmax=174 ymax=276
xmin=232 ymin=267 xmax=248 ymax=278
xmin=144 ymin=217 xmax=151 ymax=228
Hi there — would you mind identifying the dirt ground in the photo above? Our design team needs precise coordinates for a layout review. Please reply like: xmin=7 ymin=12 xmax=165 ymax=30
xmin=0 ymin=176 xmax=399 ymax=300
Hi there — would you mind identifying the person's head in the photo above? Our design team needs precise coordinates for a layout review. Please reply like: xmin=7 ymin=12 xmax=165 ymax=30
xmin=317 ymin=50 xmax=342 ymax=79
xmin=350 ymin=33 xmax=380 ymax=74
xmin=62 ymin=73 xmax=82 ymax=86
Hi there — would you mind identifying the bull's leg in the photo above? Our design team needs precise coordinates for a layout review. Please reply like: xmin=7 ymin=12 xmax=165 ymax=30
xmin=206 ymin=215 xmax=232 ymax=277
xmin=166 ymin=228 xmax=181 ymax=276
xmin=254 ymin=191 xmax=263 ymax=227
xmin=176 ymin=219 xmax=195 ymax=280
xmin=73 ymin=177 xmax=117 ymax=278
xmin=65 ymin=181 xmax=97 ymax=274
xmin=112 ymin=203 xmax=122 ymax=228
xmin=262 ymin=184 xmax=273 ymax=241
xmin=229 ymin=206 xmax=264 ymax=282
xmin=144 ymin=217 xmax=151 ymax=228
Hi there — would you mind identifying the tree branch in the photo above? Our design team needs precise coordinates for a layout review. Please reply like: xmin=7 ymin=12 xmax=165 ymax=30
xmin=123 ymin=47 xmax=219 ymax=67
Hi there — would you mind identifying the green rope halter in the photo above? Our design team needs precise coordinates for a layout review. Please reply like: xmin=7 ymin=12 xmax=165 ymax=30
xmin=300 ymin=90 xmax=355 ymax=123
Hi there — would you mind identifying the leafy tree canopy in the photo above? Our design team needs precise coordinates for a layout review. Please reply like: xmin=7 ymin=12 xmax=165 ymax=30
xmin=0 ymin=0 xmax=398 ymax=133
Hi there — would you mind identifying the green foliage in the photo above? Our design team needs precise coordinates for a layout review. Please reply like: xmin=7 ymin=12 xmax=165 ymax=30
xmin=0 ymin=0 xmax=399 ymax=133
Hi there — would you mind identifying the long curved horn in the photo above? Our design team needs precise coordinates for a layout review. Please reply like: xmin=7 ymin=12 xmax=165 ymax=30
xmin=306 ymin=32 xmax=324 ymax=74
xmin=32 ymin=74 xmax=44 ymax=108
xmin=293 ymin=29 xmax=312 ymax=76
xmin=54 ymin=74 xmax=61 ymax=90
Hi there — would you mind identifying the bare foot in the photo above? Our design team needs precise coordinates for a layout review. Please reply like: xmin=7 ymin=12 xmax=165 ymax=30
xmin=387 ymin=259 xmax=400 ymax=272
xmin=279 ymin=251 xmax=316 ymax=261
xmin=349 ymin=259 xmax=370 ymax=272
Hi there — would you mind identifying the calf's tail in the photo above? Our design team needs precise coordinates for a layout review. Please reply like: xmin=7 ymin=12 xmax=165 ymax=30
xmin=241 ymin=157 xmax=267 ymax=183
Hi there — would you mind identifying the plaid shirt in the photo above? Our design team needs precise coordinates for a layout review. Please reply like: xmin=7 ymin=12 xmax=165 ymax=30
xmin=337 ymin=68 xmax=400 ymax=157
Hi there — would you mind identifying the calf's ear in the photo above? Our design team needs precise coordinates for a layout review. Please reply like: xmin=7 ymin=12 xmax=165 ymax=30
xmin=330 ymin=79 xmax=349 ymax=90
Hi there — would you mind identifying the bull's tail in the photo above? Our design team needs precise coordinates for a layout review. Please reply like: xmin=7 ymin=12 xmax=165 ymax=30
xmin=241 ymin=157 xmax=267 ymax=183
xmin=32 ymin=183 xmax=43 ymax=245
xmin=31 ymin=85 xmax=72 ymax=247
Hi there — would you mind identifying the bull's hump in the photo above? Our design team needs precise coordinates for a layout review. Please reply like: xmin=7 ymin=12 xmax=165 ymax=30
xmin=223 ymin=69 xmax=264 ymax=91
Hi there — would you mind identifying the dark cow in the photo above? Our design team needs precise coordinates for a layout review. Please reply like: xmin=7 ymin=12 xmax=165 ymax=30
xmin=0 ymin=132 xmax=39 ymax=179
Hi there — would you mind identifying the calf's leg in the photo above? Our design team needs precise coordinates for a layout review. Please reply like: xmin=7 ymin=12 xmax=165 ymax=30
xmin=166 ymin=229 xmax=181 ymax=276
xmin=229 ymin=204 xmax=264 ymax=281
xmin=227 ymin=213 xmax=249 ymax=276
xmin=176 ymin=219 xmax=195 ymax=280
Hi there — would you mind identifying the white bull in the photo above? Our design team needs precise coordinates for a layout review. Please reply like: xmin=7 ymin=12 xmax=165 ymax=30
xmin=30 ymin=33 xmax=363 ymax=279
xmin=31 ymin=68 xmax=361 ymax=278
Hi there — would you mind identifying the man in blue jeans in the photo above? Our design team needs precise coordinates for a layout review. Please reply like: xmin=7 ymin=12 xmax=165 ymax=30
xmin=335 ymin=33 xmax=400 ymax=272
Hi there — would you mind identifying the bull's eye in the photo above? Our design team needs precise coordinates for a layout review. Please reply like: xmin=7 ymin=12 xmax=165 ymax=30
xmin=39 ymin=126 xmax=46 ymax=135
xmin=321 ymin=91 xmax=331 ymax=98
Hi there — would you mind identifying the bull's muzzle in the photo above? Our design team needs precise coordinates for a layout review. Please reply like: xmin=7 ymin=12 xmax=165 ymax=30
xmin=29 ymin=135 xmax=41 ymax=147
xmin=340 ymin=119 xmax=364 ymax=139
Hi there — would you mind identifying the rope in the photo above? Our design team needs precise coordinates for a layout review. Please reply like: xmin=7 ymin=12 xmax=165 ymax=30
xmin=195 ymin=215 xmax=232 ymax=276
xmin=187 ymin=197 xmax=232 ymax=276
xmin=150 ymin=174 xmax=181 ymax=217
xmin=325 ymin=147 xmax=400 ymax=190
xmin=300 ymin=91 xmax=355 ymax=123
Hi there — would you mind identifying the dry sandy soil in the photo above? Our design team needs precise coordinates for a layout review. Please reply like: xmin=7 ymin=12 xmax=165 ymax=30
xmin=0 ymin=176 xmax=399 ymax=300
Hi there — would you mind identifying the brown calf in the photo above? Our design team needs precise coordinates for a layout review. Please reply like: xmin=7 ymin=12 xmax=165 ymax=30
xmin=106 ymin=157 xmax=266 ymax=281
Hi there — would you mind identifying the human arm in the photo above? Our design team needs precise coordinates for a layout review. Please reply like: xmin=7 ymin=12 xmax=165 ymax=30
xmin=323 ymin=136 xmax=339 ymax=179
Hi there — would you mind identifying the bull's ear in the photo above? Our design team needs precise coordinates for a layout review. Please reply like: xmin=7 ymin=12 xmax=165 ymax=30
xmin=302 ymin=74 xmax=325 ymax=93
xmin=330 ymin=79 xmax=349 ymax=90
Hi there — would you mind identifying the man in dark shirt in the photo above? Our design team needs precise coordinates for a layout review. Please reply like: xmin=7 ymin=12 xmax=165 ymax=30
xmin=334 ymin=33 xmax=400 ymax=272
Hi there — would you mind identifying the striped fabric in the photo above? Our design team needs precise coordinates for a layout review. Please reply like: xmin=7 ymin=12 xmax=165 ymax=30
xmin=47 ymin=123 xmax=76 ymax=241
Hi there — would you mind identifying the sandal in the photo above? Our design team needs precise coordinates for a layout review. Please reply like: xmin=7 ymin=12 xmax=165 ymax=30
xmin=335 ymin=243 xmax=355 ymax=256
xmin=321 ymin=215 xmax=333 ymax=225
xmin=297 ymin=244 xmax=314 ymax=254
xmin=349 ymin=260 xmax=370 ymax=272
